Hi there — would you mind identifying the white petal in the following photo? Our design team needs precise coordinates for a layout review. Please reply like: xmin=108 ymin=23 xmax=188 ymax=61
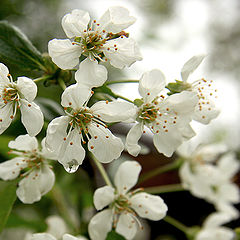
xmin=116 ymin=213 xmax=138 ymax=240
xmin=98 ymin=6 xmax=136 ymax=33
xmin=62 ymin=9 xmax=90 ymax=38
xmin=91 ymin=100 xmax=137 ymax=123
xmin=196 ymin=227 xmax=235 ymax=240
xmin=41 ymin=138 xmax=58 ymax=160
xmin=20 ymin=99 xmax=44 ymax=136
xmin=31 ymin=233 xmax=56 ymax=240
xmin=88 ymin=123 xmax=124 ymax=163
xmin=114 ymin=160 xmax=141 ymax=194
xmin=9 ymin=134 xmax=38 ymax=151
xmin=88 ymin=209 xmax=113 ymax=240
xmin=0 ymin=103 xmax=13 ymax=134
xmin=63 ymin=234 xmax=82 ymax=240
xmin=139 ymin=69 xmax=166 ymax=102
xmin=16 ymin=77 xmax=37 ymax=102
xmin=58 ymin=128 xmax=86 ymax=173
xmin=93 ymin=186 xmax=115 ymax=210
xmin=46 ymin=215 xmax=68 ymax=239
xmin=61 ymin=84 xmax=91 ymax=109
xmin=104 ymin=37 xmax=142 ymax=69
xmin=75 ymin=58 xmax=107 ymax=88
xmin=48 ymin=39 xmax=82 ymax=70
xmin=46 ymin=116 xmax=69 ymax=154
xmin=17 ymin=165 xmax=55 ymax=204
xmin=181 ymin=55 xmax=205 ymax=82
xmin=204 ymin=212 xmax=233 ymax=228
xmin=126 ymin=123 xmax=144 ymax=157
xmin=153 ymin=126 xmax=183 ymax=157
xmin=131 ymin=193 xmax=168 ymax=221
xmin=0 ymin=63 xmax=10 ymax=84
xmin=0 ymin=157 xmax=27 ymax=180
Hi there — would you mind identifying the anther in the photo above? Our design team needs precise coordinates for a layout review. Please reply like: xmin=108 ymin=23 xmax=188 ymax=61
xmin=28 ymin=104 xmax=31 ymax=107
xmin=70 ymin=142 xmax=73 ymax=145
xmin=90 ymin=146 xmax=94 ymax=149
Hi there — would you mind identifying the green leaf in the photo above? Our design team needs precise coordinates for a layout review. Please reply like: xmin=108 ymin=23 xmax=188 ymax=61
xmin=106 ymin=230 xmax=125 ymax=240
xmin=0 ymin=21 xmax=45 ymax=72
xmin=0 ymin=180 xmax=17 ymax=233
xmin=0 ymin=135 xmax=14 ymax=159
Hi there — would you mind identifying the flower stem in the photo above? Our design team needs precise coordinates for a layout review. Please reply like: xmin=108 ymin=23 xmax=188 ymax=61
xmin=58 ymin=78 xmax=67 ymax=90
xmin=33 ymin=75 xmax=51 ymax=83
xmin=164 ymin=215 xmax=189 ymax=234
xmin=90 ymin=153 xmax=113 ymax=187
xmin=144 ymin=184 xmax=185 ymax=194
xmin=114 ymin=94 xmax=134 ymax=103
xmin=138 ymin=158 xmax=183 ymax=184
xmin=106 ymin=80 xmax=139 ymax=85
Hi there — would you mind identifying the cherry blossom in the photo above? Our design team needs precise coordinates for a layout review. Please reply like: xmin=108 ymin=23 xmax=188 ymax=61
xmin=0 ymin=63 xmax=44 ymax=136
xmin=88 ymin=161 xmax=168 ymax=240
xmin=0 ymin=134 xmax=56 ymax=204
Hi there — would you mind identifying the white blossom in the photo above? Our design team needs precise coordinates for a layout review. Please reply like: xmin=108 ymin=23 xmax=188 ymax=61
xmin=88 ymin=161 xmax=168 ymax=240
xmin=0 ymin=63 xmax=44 ymax=136
xmin=0 ymin=135 xmax=56 ymax=204
xmin=125 ymin=69 xmax=198 ymax=157
xmin=46 ymin=84 xmax=135 ymax=173
xmin=195 ymin=211 xmax=236 ymax=240
xmin=48 ymin=7 xmax=142 ymax=87
xmin=179 ymin=145 xmax=240 ymax=220
xmin=180 ymin=55 xmax=220 ymax=124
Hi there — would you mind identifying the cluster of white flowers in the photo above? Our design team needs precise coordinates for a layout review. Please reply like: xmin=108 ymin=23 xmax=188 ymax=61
xmin=0 ymin=5 xmax=236 ymax=240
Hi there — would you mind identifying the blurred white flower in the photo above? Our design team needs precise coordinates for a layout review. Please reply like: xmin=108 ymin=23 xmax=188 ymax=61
xmin=46 ymin=84 xmax=135 ymax=173
xmin=195 ymin=211 xmax=236 ymax=240
xmin=0 ymin=134 xmax=56 ymax=204
xmin=0 ymin=63 xmax=44 ymax=136
xmin=88 ymin=161 xmax=168 ymax=240
xmin=48 ymin=6 xmax=142 ymax=87
xmin=125 ymin=69 xmax=198 ymax=157
xmin=31 ymin=233 xmax=87 ymax=240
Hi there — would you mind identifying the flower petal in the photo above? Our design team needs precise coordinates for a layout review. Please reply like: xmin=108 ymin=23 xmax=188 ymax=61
xmin=116 ymin=213 xmax=138 ymax=240
xmin=48 ymin=39 xmax=82 ymax=70
xmin=126 ymin=123 xmax=144 ymax=157
xmin=196 ymin=227 xmax=235 ymax=240
xmin=62 ymin=9 xmax=90 ymax=38
xmin=61 ymin=83 xmax=91 ymax=109
xmin=0 ymin=63 xmax=10 ymax=84
xmin=75 ymin=58 xmax=107 ymax=88
xmin=46 ymin=116 xmax=69 ymax=154
xmin=0 ymin=157 xmax=27 ymax=180
xmin=204 ymin=212 xmax=234 ymax=228
xmin=16 ymin=77 xmax=37 ymax=102
xmin=88 ymin=123 xmax=124 ymax=163
xmin=181 ymin=55 xmax=205 ymax=82
xmin=9 ymin=134 xmax=38 ymax=151
xmin=91 ymin=100 xmax=137 ymax=123
xmin=104 ymin=37 xmax=142 ymax=69
xmin=98 ymin=6 xmax=136 ymax=33
xmin=0 ymin=103 xmax=13 ymax=134
xmin=88 ymin=209 xmax=113 ymax=240
xmin=131 ymin=192 xmax=168 ymax=221
xmin=20 ymin=99 xmax=44 ymax=136
xmin=46 ymin=215 xmax=68 ymax=239
xmin=93 ymin=185 xmax=115 ymax=210
xmin=63 ymin=234 xmax=83 ymax=240
xmin=114 ymin=160 xmax=141 ymax=194
xmin=41 ymin=138 xmax=58 ymax=160
xmin=58 ymin=128 xmax=86 ymax=173
xmin=31 ymin=233 xmax=56 ymax=240
xmin=138 ymin=69 xmax=166 ymax=102
xmin=17 ymin=165 xmax=55 ymax=204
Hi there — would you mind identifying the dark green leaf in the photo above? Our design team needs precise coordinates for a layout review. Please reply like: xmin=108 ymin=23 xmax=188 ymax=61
xmin=106 ymin=230 xmax=125 ymax=240
xmin=0 ymin=21 xmax=45 ymax=72
xmin=0 ymin=180 xmax=17 ymax=233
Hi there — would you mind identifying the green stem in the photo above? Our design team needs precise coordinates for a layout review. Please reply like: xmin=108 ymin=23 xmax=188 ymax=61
xmin=144 ymin=184 xmax=185 ymax=194
xmin=51 ymin=185 xmax=78 ymax=234
xmin=58 ymin=78 xmax=67 ymax=90
xmin=33 ymin=75 xmax=51 ymax=83
xmin=106 ymin=80 xmax=139 ymax=85
xmin=164 ymin=215 xmax=189 ymax=234
xmin=90 ymin=153 xmax=113 ymax=187
xmin=138 ymin=158 xmax=183 ymax=184
xmin=114 ymin=94 xmax=134 ymax=103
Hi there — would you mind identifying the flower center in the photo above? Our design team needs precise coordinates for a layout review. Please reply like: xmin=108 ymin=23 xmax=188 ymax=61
xmin=114 ymin=194 xmax=132 ymax=214
xmin=137 ymin=103 xmax=158 ymax=124
xmin=0 ymin=85 xmax=18 ymax=105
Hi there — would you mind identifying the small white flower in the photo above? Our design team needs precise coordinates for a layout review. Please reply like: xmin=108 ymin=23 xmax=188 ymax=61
xmin=125 ymin=69 xmax=198 ymax=157
xmin=180 ymin=55 xmax=220 ymax=124
xmin=0 ymin=63 xmax=44 ymax=136
xmin=46 ymin=84 xmax=135 ymax=173
xmin=179 ymin=145 xmax=240 ymax=220
xmin=196 ymin=211 xmax=236 ymax=240
xmin=48 ymin=7 xmax=142 ymax=86
xmin=88 ymin=161 xmax=168 ymax=240
xmin=0 ymin=134 xmax=56 ymax=204
xmin=31 ymin=233 xmax=87 ymax=240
